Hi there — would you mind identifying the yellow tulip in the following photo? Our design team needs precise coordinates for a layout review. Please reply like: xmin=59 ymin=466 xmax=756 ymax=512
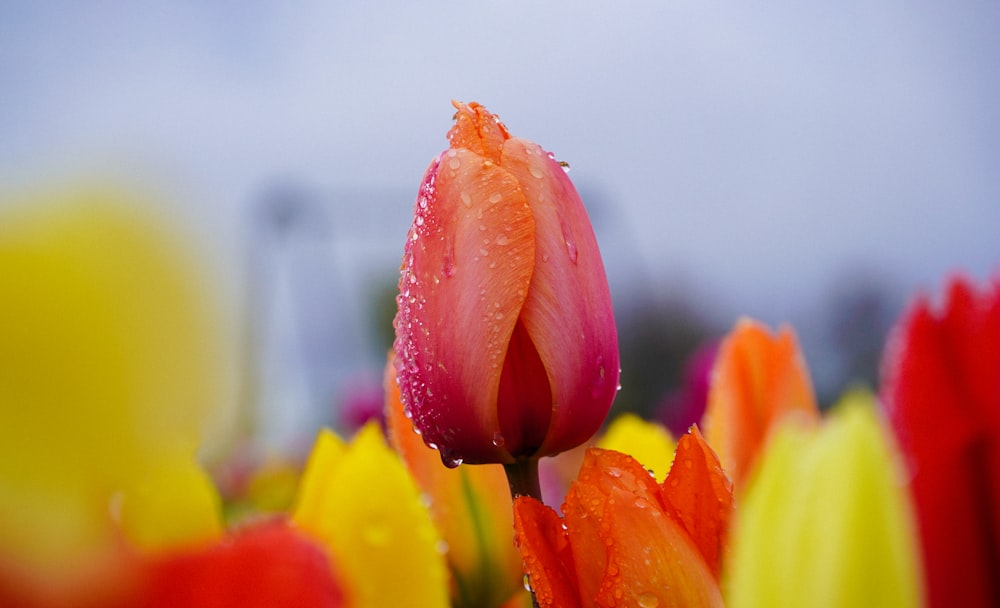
xmin=597 ymin=413 xmax=676 ymax=483
xmin=292 ymin=423 xmax=450 ymax=608
xmin=0 ymin=188 xmax=227 ymax=599
xmin=725 ymin=391 xmax=924 ymax=607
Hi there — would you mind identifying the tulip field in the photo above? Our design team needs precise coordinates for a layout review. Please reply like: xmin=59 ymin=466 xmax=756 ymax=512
xmin=0 ymin=103 xmax=997 ymax=608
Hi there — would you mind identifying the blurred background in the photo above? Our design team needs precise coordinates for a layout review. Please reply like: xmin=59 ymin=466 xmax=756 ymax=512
xmin=2 ymin=1 xmax=998 ymax=456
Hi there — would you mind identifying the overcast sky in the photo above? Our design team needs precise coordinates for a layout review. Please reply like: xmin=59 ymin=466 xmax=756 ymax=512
xmin=3 ymin=1 xmax=999 ymax=325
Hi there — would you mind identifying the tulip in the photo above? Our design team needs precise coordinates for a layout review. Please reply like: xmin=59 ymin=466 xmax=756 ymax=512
xmin=291 ymin=423 xmax=450 ymax=608
xmin=725 ymin=392 xmax=924 ymax=607
xmin=393 ymin=101 xmax=619 ymax=468
xmin=384 ymin=353 xmax=527 ymax=608
xmin=513 ymin=426 xmax=733 ymax=607
xmin=881 ymin=276 xmax=1000 ymax=607
xmin=596 ymin=413 xmax=676 ymax=483
xmin=0 ymin=189 xmax=227 ymax=604
xmin=130 ymin=519 xmax=345 ymax=608
xmin=701 ymin=318 xmax=819 ymax=490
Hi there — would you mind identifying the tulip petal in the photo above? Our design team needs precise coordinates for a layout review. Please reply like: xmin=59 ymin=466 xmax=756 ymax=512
xmin=292 ymin=423 xmax=449 ymax=607
xmin=725 ymin=393 xmax=924 ymax=608
xmin=563 ymin=449 xmax=722 ymax=607
xmin=512 ymin=497 xmax=582 ymax=608
xmin=598 ymin=413 xmax=676 ymax=482
xmin=562 ymin=449 xmax=669 ymax=603
xmin=701 ymin=318 xmax=819 ymax=489
xmin=597 ymin=484 xmax=723 ymax=608
xmin=881 ymin=276 xmax=1000 ymax=607
xmin=136 ymin=519 xmax=344 ymax=608
xmin=385 ymin=355 xmax=524 ymax=608
xmin=448 ymin=101 xmax=508 ymax=165
xmin=660 ymin=426 xmax=734 ymax=579
xmin=118 ymin=456 xmax=223 ymax=553
xmin=501 ymin=138 xmax=620 ymax=457
xmin=395 ymin=145 xmax=536 ymax=464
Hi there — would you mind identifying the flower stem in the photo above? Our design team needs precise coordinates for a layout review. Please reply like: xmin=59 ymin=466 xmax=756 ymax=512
xmin=503 ymin=459 xmax=543 ymax=608
xmin=503 ymin=458 xmax=543 ymax=502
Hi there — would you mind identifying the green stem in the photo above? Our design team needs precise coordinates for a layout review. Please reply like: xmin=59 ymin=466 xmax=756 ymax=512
xmin=503 ymin=459 xmax=543 ymax=608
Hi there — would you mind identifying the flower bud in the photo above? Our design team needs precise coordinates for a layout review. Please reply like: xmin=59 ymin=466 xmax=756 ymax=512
xmin=394 ymin=101 xmax=619 ymax=466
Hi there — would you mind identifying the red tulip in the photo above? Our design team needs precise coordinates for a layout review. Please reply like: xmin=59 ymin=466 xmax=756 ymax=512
xmin=394 ymin=101 xmax=619 ymax=466
xmin=881 ymin=276 xmax=1000 ymax=608
xmin=131 ymin=519 xmax=344 ymax=608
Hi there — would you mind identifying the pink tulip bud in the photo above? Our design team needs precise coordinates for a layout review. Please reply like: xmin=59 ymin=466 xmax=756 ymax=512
xmin=394 ymin=101 xmax=619 ymax=466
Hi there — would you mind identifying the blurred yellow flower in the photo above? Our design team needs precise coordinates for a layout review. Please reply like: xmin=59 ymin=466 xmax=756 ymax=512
xmin=0 ymin=188 xmax=228 ymax=599
xmin=725 ymin=391 xmax=924 ymax=607
xmin=597 ymin=412 xmax=676 ymax=482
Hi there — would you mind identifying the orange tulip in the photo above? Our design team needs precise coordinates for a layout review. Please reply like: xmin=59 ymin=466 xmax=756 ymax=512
xmin=513 ymin=427 xmax=733 ymax=607
xmin=393 ymin=101 xmax=619 ymax=466
xmin=701 ymin=319 xmax=819 ymax=489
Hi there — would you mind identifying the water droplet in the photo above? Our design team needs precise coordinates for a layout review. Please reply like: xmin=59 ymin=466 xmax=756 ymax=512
xmin=529 ymin=165 xmax=544 ymax=179
xmin=440 ymin=447 xmax=463 ymax=469
xmin=449 ymin=157 xmax=461 ymax=170
xmin=443 ymin=242 xmax=456 ymax=277
xmin=638 ymin=593 xmax=660 ymax=607
xmin=415 ymin=215 xmax=424 ymax=226
xmin=565 ymin=239 xmax=578 ymax=264
xmin=494 ymin=234 xmax=509 ymax=246
xmin=492 ymin=432 xmax=505 ymax=447
xmin=479 ymin=247 xmax=489 ymax=257
xmin=494 ymin=311 xmax=504 ymax=320
xmin=461 ymin=191 xmax=473 ymax=207
xmin=488 ymin=192 xmax=502 ymax=204
xmin=542 ymin=253 xmax=550 ymax=262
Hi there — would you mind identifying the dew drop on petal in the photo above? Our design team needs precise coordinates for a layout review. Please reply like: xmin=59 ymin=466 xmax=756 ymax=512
xmin=489 ymin=192 xmax=502 ymax=204
xmin=440 ymin=446 xmax=463 ymax=469
xmin=460 ymin=191 xmax=473 ymax=208
xmin=492 ymin=431 xmax=505 ymax=447
xmin=565 ymin=239 xmax=579 ymax=264
xmin=638 ymin=593 xmax=660 ymax=608
xmin=529 ymin=165 xmax=544 ymax=179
